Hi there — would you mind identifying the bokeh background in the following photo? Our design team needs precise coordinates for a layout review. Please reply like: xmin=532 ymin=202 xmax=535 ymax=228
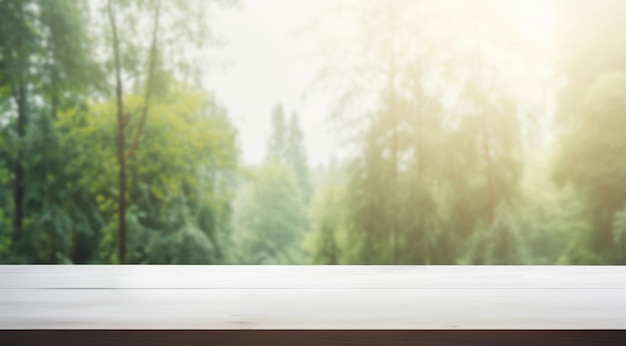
xmin=1 ymin=0 xmax=625 ymax=264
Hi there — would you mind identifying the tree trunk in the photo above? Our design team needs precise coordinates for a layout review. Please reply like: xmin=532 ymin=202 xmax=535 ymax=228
xmin=107 ymin=0 xmax=160 ymax=264
xmin=125 ymin=1 xmax=160 ymax=161
xmin=12 ymin=84 xmax=27 ymax=254
xmin=107 ymin=0 xmax=126 ymax=264
xmin=117 ymin=104 xmax=127 ymax=265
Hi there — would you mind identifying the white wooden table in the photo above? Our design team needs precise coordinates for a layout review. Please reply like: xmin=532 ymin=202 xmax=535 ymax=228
xmin=1 ymin=266 xmax=625 ymax=330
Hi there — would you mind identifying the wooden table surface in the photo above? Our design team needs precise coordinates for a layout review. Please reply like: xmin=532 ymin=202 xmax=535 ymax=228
xmin=1 ymin=266 xmax=625 ymax=330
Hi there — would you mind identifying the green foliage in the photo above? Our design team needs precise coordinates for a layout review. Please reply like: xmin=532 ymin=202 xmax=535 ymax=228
xmin=550 ymin=0 xmax=626 ymax=263
xmin=58 ymin=87 xmax=238 ymax=264
xmin=554 ymin=66 xmax=626 ymax=261
xmin=232 ymin=163 xmax=307 ymax=264
xmin=613 ymin=208 xmax=626 ymax=264
xmin=285 ymin=112 xmax=312 ymax=202
xmin=267 ymin=104 xmax=288 ymax=163
xmin=266 ymin=104 xmax=311 ymax=202
xmin=321 ymin=0 xmax=525 ymax=264
xmin=0 ymin=0 xmax=100 ymax=263
xmin=101 ymin=0 xmax=236 ymax=93
xmin=2 ymin=0 xmax=626 ymax=265
xmin=303 ymin=185 xmax=350 ymax=264
xmin=0 ymin=0 xmax=240 ymax=264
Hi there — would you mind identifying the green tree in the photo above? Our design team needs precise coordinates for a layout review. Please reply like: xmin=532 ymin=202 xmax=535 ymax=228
xmin=285 ymin=112 xmax=311 ymax=202
xmin=267 ymin=103 xmax=287 ymax=163
xmin=553 ymin=0 xmax=626 ymax=262
xmin=553 ymin=72 xmax=626 ymax=262
xmin=303 ymin=185 xmax=350 ymax=264
xmin=58 ymin=86 xmax=238 ymax=264
xmin=105 ymin=0 xmax=161 ymax=264
xmin=0 ymin=0 xmax=98 ymax=263
xmin=103 ymin=0 xmax=235 ymax=263
xmin=0 ymin=0 xmax=39 ymax=249
xmin=267 ymin=104 xmax=311 ymax=203
xmin=309 ymin=0 xmax=526 ymax=264
xmin=232 ymin=163 xmax=307 ymax=264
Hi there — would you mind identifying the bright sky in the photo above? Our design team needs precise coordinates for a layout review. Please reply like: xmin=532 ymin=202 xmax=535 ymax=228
xmin=205 ymin=0 xmax=557 ymax=166
xmin=205 ymin=0 xmax=336 ymax=166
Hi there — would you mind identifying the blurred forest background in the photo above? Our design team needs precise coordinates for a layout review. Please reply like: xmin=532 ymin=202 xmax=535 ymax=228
xmin=1 ymin=0 xmax=626 ymax=264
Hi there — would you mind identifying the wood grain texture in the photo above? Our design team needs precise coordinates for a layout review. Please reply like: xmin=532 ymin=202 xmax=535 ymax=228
xmin=1 ymin=266 xmax=625 ymax=329
xmin=2 ymin=265 xmax=626 ymax=288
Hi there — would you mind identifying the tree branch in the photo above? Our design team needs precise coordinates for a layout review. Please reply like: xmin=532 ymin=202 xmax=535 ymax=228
xmin=125 ymin=0 xmax=160 ymax=161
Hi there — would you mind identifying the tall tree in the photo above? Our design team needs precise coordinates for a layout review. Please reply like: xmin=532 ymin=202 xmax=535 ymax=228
xmin=267 ymin=103 xmax=287 ymax=162
xmin=58 ymin=86 xmax=239 ymax=264
xmin=103 ymin=0 xmax=234 ymax=263
xmin=309 ymin=0 xmax=526 ymax=264
xmin=0 ymin=0 xmax=238 ymax=264
xmin=266 ymin=104 xmax=311 ymax=202
xmin=305 ymin=185 xmax=347 ymax=264
xmin=0 ymin=0 xmax=38 ymax=256
xmin=0 ymin=0 xmax=97 ymax=262
xmin=552 ymin=0 xmax=626 ymax=262
xmin=232 ymin=163 xmax=307 ymax=264
xmin=106 ymin=0 xmax=160 ymax=264
xmin=285 ymin=112 xmax=311 ymax=202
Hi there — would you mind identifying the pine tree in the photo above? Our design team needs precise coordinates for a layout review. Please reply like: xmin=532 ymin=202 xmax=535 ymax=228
xmin=286 ymin=112 xmax=311 ymax=202
xmin=552 ymin=0 xmax=626 ymax=262
xmin=267 ymin=103 xmax=287 ymax=163
xmin=266 ymin=104 xmax=311 ymax=202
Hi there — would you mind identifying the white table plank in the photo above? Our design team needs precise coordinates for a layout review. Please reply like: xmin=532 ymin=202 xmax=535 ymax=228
xmin=1 ymin=266 xmax=625 ymax=329
xmin=1 ymin=288 xmax=625 ymax=329
xmin=1 ymin=265 xmax=626 ymax=289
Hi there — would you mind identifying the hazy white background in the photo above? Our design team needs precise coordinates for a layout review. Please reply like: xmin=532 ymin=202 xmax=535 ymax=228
xmin=204 ymin=0 xmax=337 ymax=166
xmin=205 ymin=0 xmax=556 ymax=166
